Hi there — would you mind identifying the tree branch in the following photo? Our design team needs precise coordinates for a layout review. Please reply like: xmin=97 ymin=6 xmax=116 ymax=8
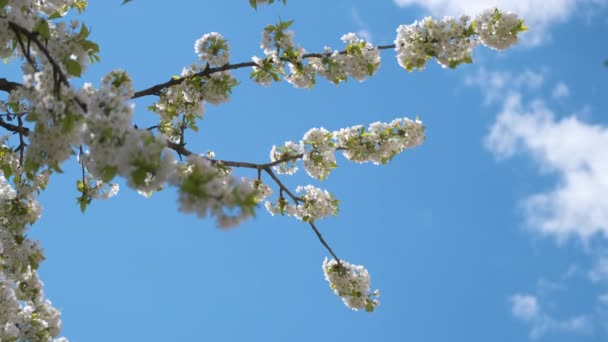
xmin=132 ymin=44 xmax=397 ymax=99
xmin=0 ymin=78 xmax=21 ymax=93
xmin=8 ymin=21 xmax=87 ymax=111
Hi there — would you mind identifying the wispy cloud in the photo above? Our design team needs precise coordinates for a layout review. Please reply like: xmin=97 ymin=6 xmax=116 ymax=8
xmin=350 ymin=7 xmax=373 ymax=43
xmin=464 ymin=68 xmax=544 ymax=105
xmin=392 ymin=0 xmax=606 ymax=45
xmin=552 ymin=82 xmax=570 ymax=100
xmin=510 ymin=293 xmax=593 ymax=339
xmin=590 ymin=257 xmax=608 ymax=283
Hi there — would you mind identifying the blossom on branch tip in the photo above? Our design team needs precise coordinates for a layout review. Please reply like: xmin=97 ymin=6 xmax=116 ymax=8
xmin=474 ymin=8 xmax=527 ymax=50
xmin=194 ymin=32 xmax=230 ymax=66
xmin=322 ymin=258 xmax=380 ymax=312
xmin=394 ymin=8 xmax=525 ymax=71
xmin=333 ymin=117 xmax=425 ymax=165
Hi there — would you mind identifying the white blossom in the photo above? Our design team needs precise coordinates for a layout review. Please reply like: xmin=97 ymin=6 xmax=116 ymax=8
xmin=194 ymin=32 xmax=230 ymax=66
xmin=270 ymin=141 xmax=304 ymax=175
xmin=475 ymin=8 xmax=524 ymax=50
xmin=322 ymin=258 xmax=380 ymax=312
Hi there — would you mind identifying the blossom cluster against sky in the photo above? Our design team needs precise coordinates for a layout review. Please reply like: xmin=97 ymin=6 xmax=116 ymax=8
xmin=15 ymin=0 xmax=608 ymax=341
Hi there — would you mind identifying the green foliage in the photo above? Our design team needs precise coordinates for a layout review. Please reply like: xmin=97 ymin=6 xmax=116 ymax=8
xmin=34 ymin=19 xmax=51 ymax=40
xmin=65 ymin=59 xmax=82 ymax=77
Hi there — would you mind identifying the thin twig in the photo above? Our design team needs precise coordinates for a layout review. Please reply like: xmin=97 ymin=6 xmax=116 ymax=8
xmin=309 ymin=222 xmax=341 ymax=264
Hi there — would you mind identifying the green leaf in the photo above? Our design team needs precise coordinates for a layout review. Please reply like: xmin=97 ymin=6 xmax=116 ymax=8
xmin=249 ymin=0 xmax=257 ymax=9
xmin=121 ymin=0 xmax=133 ymax=5
xmin=65 ymin=59 xmax=82 ymax=77
xmin=77 ymin=196 xmax=90 ymax=213
xmin=48 ymin=11 xmax=63 ymax=20
xmin=1 ymin=164 xmax=12 ymax=178
xmin=100 ymin=165 xmax=117 ymax=182
xmin=34 ymin=19 xmax=51 ymax=40
xmin=132 ymin=167 xmax=147 ymax=186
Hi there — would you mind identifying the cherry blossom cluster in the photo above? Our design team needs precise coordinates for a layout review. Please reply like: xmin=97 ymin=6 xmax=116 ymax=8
xmin=475 ymin=8 xmax=525 ymax=50
xmin=264 ymin=117 xmax=422 ymax=228
xmin=309 ymin=33 xmax=381 ymax=84
xmin=252 ymin=22 xmax=381 ymax=88
xmin=152 ymin=40 xmax=237 ymax=142
xmin=334 ymin=117 xmax=425 ymax=165
xmin=323 ymin=258 xmax=380 ymax=312
xmin=265 ymin=185 xmax=338 ymax=222
xmin=1 ymin=0 xmax=98 ymax=77
xmin=172 ymin=155 xmax=258 ymax=228
xmin=270 ymin=117 xmax=425 ymax=181
xmin=194 ymin=32 xmax=230 ymax=66
xmin=0 ymin=146 xmax=67 ymax=342
xmin=394 ymin=8 xmax=526 ymax=71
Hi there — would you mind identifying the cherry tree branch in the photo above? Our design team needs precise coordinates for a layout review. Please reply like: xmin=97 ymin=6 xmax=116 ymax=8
xmin=8 ymin=21 xmax=87 ymax=111
xmin=132 ymin=44 xmax=397 ymax=99
xmin=309 ymin=222 xmax=341 ymax=263
xmin=0 ymin=78 xmax=21 ymax=93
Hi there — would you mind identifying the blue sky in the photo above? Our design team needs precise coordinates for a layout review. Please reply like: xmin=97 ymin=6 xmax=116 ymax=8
xmin=10 ymin=0 xmax=608 ymax=341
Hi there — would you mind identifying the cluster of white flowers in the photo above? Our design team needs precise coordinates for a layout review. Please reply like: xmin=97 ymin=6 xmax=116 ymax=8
xmin=293 ymin=185 xmax=338 ymax=222
xmin=173 ymin=155 xmax=257 ymax=228
xmin=333 ymin=117 xmax=425 ymax=165
xmin=194 ymin=32 xmax=230 ymax=66
xmin=153 ymin=62 xmax=237 ymax=142
xmin=309 ymin=33 xmax=380 ymax=83
xmin=0 ymin=157 xmax=67 ymax=342
xmin=395 ymin=15 xmax=473 ymax=71
xmin=78 ymin=175 xmax=119 ymax=200
xmin=475 ymin=8 xmax=524 ymax=50
xmin=271 ymin=117 xmax=424 ymax=182
xmin=261 ymin=23 xmax=295 ymax=54
xmin=270 ymin=141 xmax=303 ymax=175
xmin=322 ymin=258 xmax=380 ymax=311
xmin=79 ymin=71 xmax=176 ymax=194
xmin=15 ymin=69 xmax=84 ymax=171
xmin=264 ymin=185 xmax=338 ymax=222
xmin=200 ymin=71 xmax=238 ymax=105
xmin=251 ymin=179 xmax=273 ymax=203
xmin=302 ymin=127 xmax=336 ymax=180
xmin=394 ymin=8 xmax=524 ymax=71
xmin=253 ymin=29 xmax=381 ymax=88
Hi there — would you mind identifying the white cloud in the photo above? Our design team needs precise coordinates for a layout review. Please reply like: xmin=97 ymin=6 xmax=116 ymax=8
xmin=511 ymin=294 xmax=541 ymax=321
xmin=485 ymin=93 xmax=608 ymax=242
xmin=510 ymin=293 xmax=593 ymax=339
xmin=590 ymin=257 xmax=608 ymax=283
xmin=464 ymin=68 xmax=544 ymax=105
xmin=392 ymin=0 xmax=605 ymax=45
xmin=552 ymin=82 xmax=570 ymax=100
xmin=350 ymin=8 xmax=373 ymax=43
